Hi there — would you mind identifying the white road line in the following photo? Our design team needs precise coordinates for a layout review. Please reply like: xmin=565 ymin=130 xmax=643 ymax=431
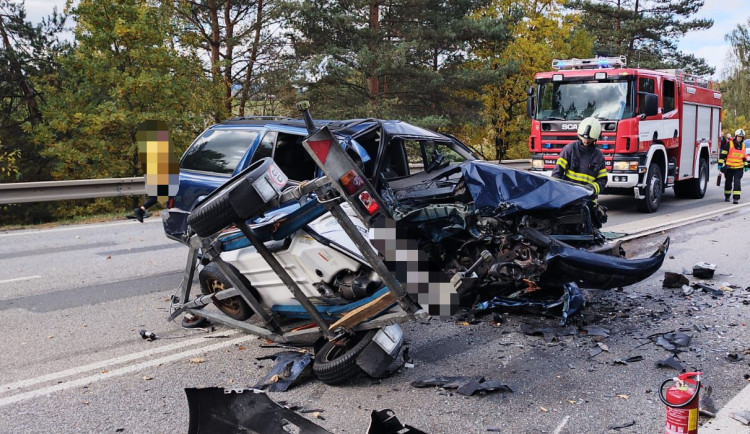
xmin=553 ymin=415 xmax=570 ymax=434
xmin=0 ymin=219 xmax=159 ymax=237
xmin=0 ymin=275 xmax=41 ymax=284
xmin=0 ymin=334 xmax=254 ymax=408
xmin=0 ymin=330 xmax=241 ymax=393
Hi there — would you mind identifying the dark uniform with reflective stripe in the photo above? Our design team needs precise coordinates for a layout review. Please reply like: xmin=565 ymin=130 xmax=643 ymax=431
xmin=552 ymin=140 xmax=608 ymax=198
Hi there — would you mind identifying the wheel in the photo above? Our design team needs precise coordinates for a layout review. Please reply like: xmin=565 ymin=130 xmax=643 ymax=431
xmin=198 ymin=261 xmax=255 ymax=321
xmin=673 ymin=158 xmax=709 ymax=199
xmin=187 ymin=158 xmax=282 ymax=238
xmin=313 ymin=330 xmax=377 ymax=385
xmin=636 ymin=163 xmax=663 ymax=213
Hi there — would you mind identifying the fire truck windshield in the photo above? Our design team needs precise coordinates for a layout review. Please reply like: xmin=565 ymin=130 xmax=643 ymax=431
xmin=535 ymin=80 xmax=634 ymax=121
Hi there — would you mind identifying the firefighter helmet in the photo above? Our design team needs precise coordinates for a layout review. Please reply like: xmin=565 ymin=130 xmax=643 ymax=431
xmin=734 ymin=129 xmax=746 ymax=138
xmin=577 ymin=117 xmax=602 ymax=141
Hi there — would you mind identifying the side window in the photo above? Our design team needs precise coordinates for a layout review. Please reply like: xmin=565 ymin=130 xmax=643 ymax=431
xmin=273 ymin=132 xmax=317 ymax=181
xmin=250 ymin=131 xmax=276 ymax=164
xmin=180 ymin=129 xmax=259 ymax=175
xmin=381 ymin=138 xmax=409 ymax=179
xmin=637 ymin=78 xmax=655 ymax=115
xmin=663 ymin=80 xmax=675 ymax=113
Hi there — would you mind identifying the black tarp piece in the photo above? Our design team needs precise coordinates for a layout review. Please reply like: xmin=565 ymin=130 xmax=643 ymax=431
xmin=185 ymin=388 xmax=331 ymax=434
xmin=367 ymin=409 xmax=428 ymax=434
xmin=474 ymin=283 xmax=585 ymax=325
xmin=461 ymin=161 xmax=591 ymax=214
xmin=253 ymin=351 xmax=312 ymax=392
xmin=411 ymin=376 xmax=513 ymax=396
xmin=656 ymin=355 xmax=685 ymax=371
xmin=656 ymin=332 xmax=692 ymax=353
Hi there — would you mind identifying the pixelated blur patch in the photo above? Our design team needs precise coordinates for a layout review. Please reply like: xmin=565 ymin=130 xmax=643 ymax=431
xmin=369 ymin=217 xmax=459 ymax=318
xmin=137 ymin=120 xmax=179 ymax=201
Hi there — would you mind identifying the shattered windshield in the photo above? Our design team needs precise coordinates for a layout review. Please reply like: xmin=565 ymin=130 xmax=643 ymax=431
xmin=536 ymin=81 xmax=634 ymax=121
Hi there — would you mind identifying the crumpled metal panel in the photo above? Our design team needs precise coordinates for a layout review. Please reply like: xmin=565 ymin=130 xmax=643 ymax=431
xmin=460 ymin=161 xmax=592 ymax=214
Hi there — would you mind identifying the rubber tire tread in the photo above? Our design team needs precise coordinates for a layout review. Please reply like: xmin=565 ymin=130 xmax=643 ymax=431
xmin=636 ymin=163 xmax=662 ymax=213
xmin=187 ymin=158 xmax=275 ymax=238
xmin=198 ymin=261 xmax=255 ymax=321
xmin=188 ymin=192 xmax=239 ymax=238
xmin=313 ymin=330 xmax=377 ymax=385
xmin=674 ymin=158 xmax=708 ymax=199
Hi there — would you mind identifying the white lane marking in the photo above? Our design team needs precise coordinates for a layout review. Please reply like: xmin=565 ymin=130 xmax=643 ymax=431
xmin=0 ymin=275 xmax=41 ymax=284
xmin=0 ymin=219 xmax=160 ymax=238
xmin=0 ymin=330 xmax=241 ymax=393
xmin=0 ymin=334 xmax=254 ymax=408
xmin=553 ymin=415 xmax=570 ymax=434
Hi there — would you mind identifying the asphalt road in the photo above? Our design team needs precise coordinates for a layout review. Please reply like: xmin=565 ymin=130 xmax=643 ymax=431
xmin=1 ymin=188 xmax=749 ymax=433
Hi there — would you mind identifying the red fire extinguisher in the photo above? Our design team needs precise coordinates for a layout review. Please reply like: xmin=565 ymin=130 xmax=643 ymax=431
xmin=659 ymin=371 xmax=702 ymax=434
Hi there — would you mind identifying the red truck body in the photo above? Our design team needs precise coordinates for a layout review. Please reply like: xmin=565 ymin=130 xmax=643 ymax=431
xmin=527 ymin=56 xmax=722 ymax=212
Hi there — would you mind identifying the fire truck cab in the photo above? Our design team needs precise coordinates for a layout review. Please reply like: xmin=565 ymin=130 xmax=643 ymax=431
xmin=527 ymin=56 xmax=722 ymax=213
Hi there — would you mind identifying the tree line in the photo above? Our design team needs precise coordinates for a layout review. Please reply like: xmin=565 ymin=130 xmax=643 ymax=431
xmin=0 ymin=0 xmax=738 ymax=223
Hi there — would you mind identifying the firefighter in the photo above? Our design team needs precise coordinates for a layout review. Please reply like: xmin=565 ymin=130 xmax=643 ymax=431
xmin=552 ymin=117 xmax=608 ymax=196
xmin=552 ymin=117 xmax=608 ymax=225
xmin=718 ymin=128 xmax=749 ymax=204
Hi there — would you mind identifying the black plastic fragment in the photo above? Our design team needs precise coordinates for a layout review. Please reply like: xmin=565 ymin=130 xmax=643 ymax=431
xmin=254 ymin=351 xmax=312 ymax=392
xmin=655 ymin=355 xmax=685 ymax=371
xmin=367 ymin=409 xmax=427 ymax=434
xmin=185 ymin=388 xmax=331 ymax=434
xmin=520 ymin=323 xmax=578 ymax=343
xmin=608 ymin=420 xmax=636 ymax=430
xmin=411 ymin=376 xmax=513 ymax=396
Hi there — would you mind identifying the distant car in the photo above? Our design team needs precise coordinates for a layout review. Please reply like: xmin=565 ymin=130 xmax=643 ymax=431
xmin=162 ymin=117 xmax=479 ymax=242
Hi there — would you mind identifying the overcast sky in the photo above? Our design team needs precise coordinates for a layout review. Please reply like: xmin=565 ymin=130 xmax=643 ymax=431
xmin=22 ymin=0 xmax=745 ymax=79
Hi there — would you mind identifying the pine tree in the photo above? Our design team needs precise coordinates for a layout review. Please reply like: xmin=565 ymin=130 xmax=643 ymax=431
xmin=283 ymin=0 xmax=513 ymax=129
xmin=566 ymin=0 xmax=713 ymax=75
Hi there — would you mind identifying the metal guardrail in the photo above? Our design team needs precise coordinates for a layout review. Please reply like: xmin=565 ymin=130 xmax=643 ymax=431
xmin=0 ymin=177 xmax=146 ymax=204
xmin=0 ymin=160 xmax=530 ymax=204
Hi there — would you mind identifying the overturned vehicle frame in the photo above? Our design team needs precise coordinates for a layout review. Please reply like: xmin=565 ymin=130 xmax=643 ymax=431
xmin=165 ymin=102 xmax=668 ymax=384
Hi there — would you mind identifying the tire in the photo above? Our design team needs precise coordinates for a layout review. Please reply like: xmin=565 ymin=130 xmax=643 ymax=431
xmin=673 ymin=158 xmax=709 ymax=199
xmin=198 ymin=261 xmax=255 ymax=321
xmin=187 ymin=158 xmax=278 ymax=238
xmin=636 ymin=163 xmax=663 ymax=213
xmin=313 ymin=330 xmax=377 ymax=385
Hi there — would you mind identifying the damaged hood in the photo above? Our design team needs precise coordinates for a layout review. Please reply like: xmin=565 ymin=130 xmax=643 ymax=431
xmin=461 ymin=161 xmax=593 ymax=214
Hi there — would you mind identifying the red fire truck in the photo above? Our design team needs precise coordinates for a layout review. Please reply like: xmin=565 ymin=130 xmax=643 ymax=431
xmin=526 ymin=56 xmax=722 ymax=212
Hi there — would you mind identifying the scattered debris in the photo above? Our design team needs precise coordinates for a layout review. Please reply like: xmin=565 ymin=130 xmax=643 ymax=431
xmin=520 ymin=323 xmax=578 ymax=343
xmin=185 ymin=388 xmax=331 ymax=434
xmin=656 ymin=332 xmax=691 ymax=352
xmin=608 ymin=420 xmax=635 ymax=430
xmin=692 ymin=283 xmax=724 ymax=297
xmin=726 ymin=352 xmax=745 ymax=363
xmin=692 ymin=262 xmax=716 ymax=279
xmin=474 ymin=283 xmax=585 ymax=325
xmin=367 ymin=409 xmax=427 ymax=434
xmin=655 ymin=355 xmax=685 ymax=371
xmin=730 ymin=410 xmax=750 ymax=425
xmin=699 ymin=385 xmax=717 ymax=418
xmin=614 ymin=355 xmax=643 ymax=365
xmin=189 ymin=358 xmax=205 ymax=364
xmin=254 ymin=351 xmax=312 ymax=392
xmin=663 ymin=272 xmax=689 ymax=288
xmin=139 ymin=330 xmax=156 ymax=341
xmin=582 ymin=326 xmax=611 ymax=338
xmin=682 ymin=285 xmax=694 ymax=296
xmin=411 ymin=376 xmax=513 ymax=396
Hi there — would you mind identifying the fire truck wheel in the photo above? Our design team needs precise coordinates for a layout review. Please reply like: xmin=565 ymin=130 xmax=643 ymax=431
xmin=636 ymin=163 xmax=663 ymax=213
xmin=313 ymin=330 xmax=376 ymax=385
xmin=674 ymin=157 xmax=709 ymax=199
xmin=199 ymin=261 xmax=255 ymax=321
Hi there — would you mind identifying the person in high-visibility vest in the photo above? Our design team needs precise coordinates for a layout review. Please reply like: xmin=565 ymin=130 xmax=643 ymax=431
xmin=718 ymin=128 xmax=749 ymax=204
